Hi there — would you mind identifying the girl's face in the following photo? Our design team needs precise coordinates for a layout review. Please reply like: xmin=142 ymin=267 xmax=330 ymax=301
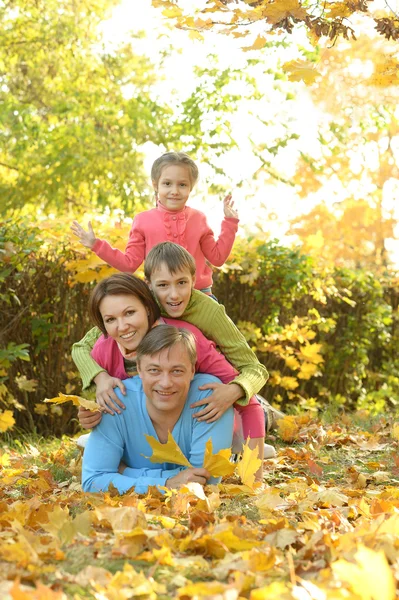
xmin=99 ymin=294 xmax=150 ymax=352
xmin=154 ymin=164 xmax=192 ymax=212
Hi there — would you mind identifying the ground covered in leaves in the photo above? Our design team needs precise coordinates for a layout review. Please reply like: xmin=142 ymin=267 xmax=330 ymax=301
xmin=1 ymin=412 xmax=399 ymax=599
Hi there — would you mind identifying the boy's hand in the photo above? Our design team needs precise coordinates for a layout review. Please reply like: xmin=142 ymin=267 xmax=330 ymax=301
xmin=78 ymin=407 xmax=102 ymax=429
xmin=71 ymin=220 xmax=96 ymax=249
xmin=223 ymin=194 xmax=238 ymax=219
xmin=93 ymin=372 xmax=126 ymax=415
xmin=190 ymin=382 xmax=243 ymax=422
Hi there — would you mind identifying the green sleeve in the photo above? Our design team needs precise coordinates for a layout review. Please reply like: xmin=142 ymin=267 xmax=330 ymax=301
xmin=179 ymin=292 xmax=269 ymax=404
xmin=71 ymin=327 xmax=104 ymax=390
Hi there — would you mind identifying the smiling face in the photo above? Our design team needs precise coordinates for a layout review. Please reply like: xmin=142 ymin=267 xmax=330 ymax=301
xmin=154 ymin=164 xmax=192 ymax=212
xmin=137 ymin=342 xmax=195 ymax=417
xmin=148 ymin=262 xmax=194 ymax=318
xmin=99 ymin=294 xmax=150 ymax=352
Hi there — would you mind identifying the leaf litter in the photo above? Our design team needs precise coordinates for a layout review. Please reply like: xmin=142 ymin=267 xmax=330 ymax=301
xmin=0 ymin=413 xmax=398 ymax=599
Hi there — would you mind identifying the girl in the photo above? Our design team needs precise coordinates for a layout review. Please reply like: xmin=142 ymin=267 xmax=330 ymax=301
xmin=71 ymin=152 xmax=238 ymax=296
xmin=75 ymin=273 xmax=274 ymax=478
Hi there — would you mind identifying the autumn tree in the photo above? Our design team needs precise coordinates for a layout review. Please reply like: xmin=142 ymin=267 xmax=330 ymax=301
xmin=0 ymin=0 xmax=261 ymax=215
xmin=152 ymin=0 xmax=399 ymax=45
xmin=288 ymin=36 xmax=399 ymax=269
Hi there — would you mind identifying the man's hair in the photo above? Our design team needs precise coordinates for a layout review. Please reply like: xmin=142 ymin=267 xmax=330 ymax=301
xmin=89 ymin=273 xmax=160 ymax=335
xmin=151 ymin=151 xmax=199 ymax=190
xmin=136 ymin=324 xmax=197 ymax=367
xmin=144 ymin=242 xmax=196 ymax=280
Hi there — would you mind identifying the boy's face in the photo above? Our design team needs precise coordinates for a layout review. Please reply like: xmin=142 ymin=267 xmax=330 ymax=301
xmin=148 ymin=262 xmax=194 ymax=318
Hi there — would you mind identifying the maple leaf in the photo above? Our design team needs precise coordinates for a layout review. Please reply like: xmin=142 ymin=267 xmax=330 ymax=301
xmin=44 ymin=393 xmax=99 ymax=412
xmin=144 ymin=432 xmax=192 ymax=467
xmin=15 ymin=376 xmax=38 ymax=392
xmin=277 ymin=416 xmax=299 ymax=442
xmin=283 ymin=60 xmax=321 ymax=84
xmin=242 ymin=34 xmax=267 ymax=51
xmin=203 ymin=439 xmax=235 ymax=477
xmin=332 ymin=545 xmax=396 ymax=600
xmin=236 ymin=441 xmax=261 ymax=488
xmin=0 ymin=409 xmax=15 ymax=432
xmin=261 ymin=0 xmax=307 ymax=25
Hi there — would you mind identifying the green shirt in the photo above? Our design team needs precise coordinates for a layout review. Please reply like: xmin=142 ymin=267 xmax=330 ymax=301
xmin=71 ymin=291 xmax=268 ymax=404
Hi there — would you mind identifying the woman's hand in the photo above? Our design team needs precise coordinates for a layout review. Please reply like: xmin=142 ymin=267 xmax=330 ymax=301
xmin=71 ymin=220 xmax=96 ymax=249
xmin=94 ymin=372 xmax=126 ymax=415
xmin=190 ymin=382 xmax=244 ymax=422
xmin=78 ymin=407 xmax=102 ymax=429
xmin=223 ymin=194 xmax=238 ymax=219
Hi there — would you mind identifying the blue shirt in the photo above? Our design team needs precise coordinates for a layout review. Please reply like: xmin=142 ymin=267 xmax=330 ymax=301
xmin=82 ymin=374 xmax=234 ymax=494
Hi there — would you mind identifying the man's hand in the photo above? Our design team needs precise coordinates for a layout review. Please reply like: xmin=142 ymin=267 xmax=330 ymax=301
xmin=71 ymin=220 xmax=97 ymax=249
xmin=223 ymin=194 xmax=238 ymax=219
xmin=94 ymin=372 xmax=126 ymax=415
xmin=78 ymin=406 xmax=102 ymax=429
xmin=166 ymin=467 xmax=211 ymax=489
xmin=190 ymin=382 xmax=243 ymax=422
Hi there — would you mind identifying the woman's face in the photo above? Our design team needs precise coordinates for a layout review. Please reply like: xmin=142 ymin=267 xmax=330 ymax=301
xmin=99 ymin=294 xmax=150 ymax=352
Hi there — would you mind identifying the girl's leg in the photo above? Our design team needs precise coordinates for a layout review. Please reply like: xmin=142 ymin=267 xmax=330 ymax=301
xmin=235 ymin=396 xmax=269 ymax=482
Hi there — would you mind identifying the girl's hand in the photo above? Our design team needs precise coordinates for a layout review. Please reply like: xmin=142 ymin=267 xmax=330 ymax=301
xmin=190 ymin=382 xmax=243 ymax=422
xmin=93 ymin=372 xmax=126 ymax=415
xmin=223 ymin=194 xmax=238 ymax=219
xmin=71 ymin=220 xmax=96 ymax=249
xmin=78 ymin=407 xmax=102 ymax=429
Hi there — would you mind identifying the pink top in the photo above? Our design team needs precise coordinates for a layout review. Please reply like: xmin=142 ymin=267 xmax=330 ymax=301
xmin=92 ymin=203 xmax=239 ymax=290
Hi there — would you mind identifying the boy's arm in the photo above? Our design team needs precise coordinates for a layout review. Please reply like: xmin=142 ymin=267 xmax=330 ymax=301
xmin=91 ymin=218 xmax=146 ymax=272
xmin=199 ymin=212 xmax=239 ymax=267
xmin=183 ymin=294 xmax=268 ymax=404
xmin=71 ymin=327 xmax=104 ymax=390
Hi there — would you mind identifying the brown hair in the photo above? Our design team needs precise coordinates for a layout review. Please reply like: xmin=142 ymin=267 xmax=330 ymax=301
xmin=89 ymin=273 xmax=160 ymax=335
xmin=151 ymin=152 xmax=199 ymax=190
xmin=144 ymin=242 xmax=196 ymax=280
xmin=136 ymin=324 xmax=197 ymax=367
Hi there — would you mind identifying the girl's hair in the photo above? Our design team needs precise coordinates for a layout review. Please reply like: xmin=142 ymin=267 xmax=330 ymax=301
xmin=137 ymin=324 xmax=197 ymax=368
xmin=144 ymin=242 xmax=196 ymax=280
xmin=151 ymin=152 xmax=199 ymax=190
xmin=89 ymin=273 xmax=160 ymax=336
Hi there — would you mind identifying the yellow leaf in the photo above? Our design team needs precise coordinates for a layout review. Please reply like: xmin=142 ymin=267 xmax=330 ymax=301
xmin=262 ymin=0 xmax=307 ymax=24
xmin=279 ymin=376 xmax=299 ymax=390
xmin=392 ymin=423 xmax=399 ymax=440
xmin=0 ymin=410 xmax=15 ymax=432
xmin=298 ymin=343 xmax=324 ymax=364
xmin=15 ymin=376 xmax=38 ymax=392
xmin=283 ymin=60 xmax=321 ymax=84
xmin=237 ymin=441 xmax=261 ymax=489
xmin=203 ymin=439 xmax=235 ymax=477
xmin=178 ymin=581 xmax=229 ymax=597
xmin=242 ymin=34 xmax=267 ymax=51
xmin=44 ymin=393 xmax=99 ymax=412
xmin=144 ymin=432 xmax=192 ymax=467
xmin=188 ymin=30 xmax=204 ymax=41
xmin=332 ymin=545 xmax=396 ymax=600
xmin=277 ymin=416 xmax=299 ymax=442
xmin=297 ymin=362 xmax=318 ymax=380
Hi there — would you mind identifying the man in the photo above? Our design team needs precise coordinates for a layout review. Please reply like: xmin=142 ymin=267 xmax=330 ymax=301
xmin=82 ymin=325 xmax=234 ymax=494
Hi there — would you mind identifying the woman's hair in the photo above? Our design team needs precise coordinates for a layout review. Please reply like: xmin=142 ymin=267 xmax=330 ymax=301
xmin=137 ymin=324 xmax=197 ymax=367
xmin=151 ymin=152 xmax=199 ymax=190
xmin=89 ymin=273 xmax=160 ymax=335
xmin=144 ymin=242 xmax=196 ymax=280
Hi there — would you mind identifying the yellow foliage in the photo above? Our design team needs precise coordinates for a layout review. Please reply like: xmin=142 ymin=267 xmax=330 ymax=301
xmin=203 ymin=439 xmax=235 ymax=477
xmin=298 ymin=343 xmax=324 ymax=365
xmin=279 ymin=376 xmax=299 ymax=391
xmin=283 ymin=60 xmax=321 ymax=84
xmin=44 ymin=393 xmax=99 ymax=412
xmin=277 ymin=416 xmax=299 ymax=442
xmin=242 ymin=35 xmax=267 ymax=51
xmin=298 ymin=362 xmax=319 ymax=380
xmin=144 ymin=432 xmax=192 ymax=468
xmin=237 ymin=441 xmax=261 ymax=489
xmin=0 ymin=410 xmax=15 ymax=432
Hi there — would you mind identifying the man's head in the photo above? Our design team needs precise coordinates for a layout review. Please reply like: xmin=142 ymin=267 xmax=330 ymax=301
xmin=145 ymin=242 xmax=196 ymax=318
xmin=136 ymin=324 xmax=197 ymax=415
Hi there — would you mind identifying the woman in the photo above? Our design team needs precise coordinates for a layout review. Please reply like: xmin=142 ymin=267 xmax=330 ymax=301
xmin=75 ymin=274 xmax=275 ymax=474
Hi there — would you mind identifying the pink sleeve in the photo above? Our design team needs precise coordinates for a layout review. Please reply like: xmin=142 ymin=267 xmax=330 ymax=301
xmin=91 ymin=217 xmax=146 ymax=273
xmin=164 ymin=318 xmax=238 ymax=383
xmin=199 ymin=214 xmax=239 ymax=267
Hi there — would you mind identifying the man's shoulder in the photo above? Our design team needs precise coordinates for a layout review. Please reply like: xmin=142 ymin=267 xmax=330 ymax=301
xmin=190 ymin=373 xmax=221 ymax=389
xmin=123 ymin=377 xmax=144 ymax=393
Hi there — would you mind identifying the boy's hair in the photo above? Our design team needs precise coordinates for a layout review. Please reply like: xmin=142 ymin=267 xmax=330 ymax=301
xmin=144 ymin=242 xmax=196 ymax=280
xmin=136 ymin=324 xmax=197 ymax=367
xmin=89 ymin=273 xmax=160 ymax=336
xmin=151 ymin=152 xmax=199 ymax=190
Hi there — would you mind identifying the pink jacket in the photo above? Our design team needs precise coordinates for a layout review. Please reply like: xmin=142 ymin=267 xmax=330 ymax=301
xmin=92 ymin=203 xmax=239 ymax=290
xmin=91 ymin=318 xmax=265 ymax=438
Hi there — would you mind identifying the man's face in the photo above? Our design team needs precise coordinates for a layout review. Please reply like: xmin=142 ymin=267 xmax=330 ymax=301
xmin=137 ymin=342 xmax=195 ymax=415
xmin=148 ymin=262 xmax=194 ymax=318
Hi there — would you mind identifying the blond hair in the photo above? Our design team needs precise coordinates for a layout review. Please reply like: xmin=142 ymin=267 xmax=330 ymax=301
xmin=144 ymin=242 xmax=196 ymax=280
